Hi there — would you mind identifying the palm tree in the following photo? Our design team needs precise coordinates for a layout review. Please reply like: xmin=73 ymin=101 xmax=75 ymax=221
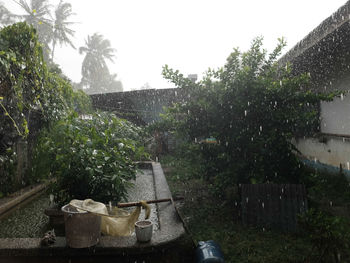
xmin=18 ymin=0 xmax=53 ymax=60
xmin=79 ymin=33 xmax=116 ymax=93
xmin=0 ymin=2 xmax=15 ymax=26
xmin=51 ymin=0 xmax=76 ymax=60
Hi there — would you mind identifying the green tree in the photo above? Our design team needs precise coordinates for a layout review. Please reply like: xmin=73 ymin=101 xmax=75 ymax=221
xmin=18 ymin=0 xmax=53 ymax=60
xmin=51 ymin=0 xmax=76 ymax=60
xmin=79 ymin=33 xmax=117 ymax=93
xmin=159 ymin=37 xmax=338 ymax=190
xmin=0 ymin=22 xmax=91 ymax=195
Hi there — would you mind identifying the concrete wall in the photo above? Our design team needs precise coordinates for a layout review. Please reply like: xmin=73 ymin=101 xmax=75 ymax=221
xmin=320 ymin=74 xmax=350 ymax=135
xmin=296 ymin=62 xmax=350 ymax=172
xmin=295 ymin=77 xmax=350 ymax=173
xmin=90 ymin=88 xmax=188 ymax=126
xmin=295 ymin=137 xmax=350 ymax=169
xmin=280 ymin=2 xmax=350 ymax=174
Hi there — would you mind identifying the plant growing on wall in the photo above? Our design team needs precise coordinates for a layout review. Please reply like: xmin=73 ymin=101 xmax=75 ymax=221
xmin=158 ymin=37 xmax=338 ymax=190
xmin=32 ymin=112 xmax=148 ymax=205
xmin=0 ymin=22 xmax=91 ymax=196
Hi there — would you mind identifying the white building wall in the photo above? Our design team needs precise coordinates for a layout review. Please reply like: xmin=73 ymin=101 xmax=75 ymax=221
xmin=295 ymin=74 xmax=350 ymax=171
xmin=295 ymin=137 xmax=350 ymax=170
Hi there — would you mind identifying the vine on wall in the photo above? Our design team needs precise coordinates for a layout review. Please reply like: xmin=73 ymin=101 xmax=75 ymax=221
xmin=0 ymin=22 xmax=90 ymax=196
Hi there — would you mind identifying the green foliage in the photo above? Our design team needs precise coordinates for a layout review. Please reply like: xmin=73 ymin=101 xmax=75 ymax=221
xmin=304 ymin=168 xmax=350 ymax=206
xmin=159 ymin=37 xmax=338 ymax=189
xmin=0 ymin=148 xmax=16 ymax=196
xmin=163 ymin=158 xmax=313 ymax=263
xmin=298 ymin=209 xmax=350 ymax=262
xmin=0 ymin=22 xmax=91 ymax=195
xmin=16 ymin=0 xmax=76 ymax=62
xmin=0 ymin=22 xmax=86 ymax=137
xmin=32 ymin=112 xmax=148 ymax=205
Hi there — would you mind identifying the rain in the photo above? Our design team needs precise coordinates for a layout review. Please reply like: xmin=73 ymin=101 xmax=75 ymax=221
xmin=0 ymin=0 xmax=350 ymax=262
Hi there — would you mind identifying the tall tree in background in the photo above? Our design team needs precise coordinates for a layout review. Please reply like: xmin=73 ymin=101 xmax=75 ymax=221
xmin=0 ymin=2 xmax=15 ymax=26
xmin=51 ymin=0 xmax=76 ymax=60
xmin=18 ymin=0 xmax=53 ymax=58
xmin=79 ymin=33 xmax=122 ymax=94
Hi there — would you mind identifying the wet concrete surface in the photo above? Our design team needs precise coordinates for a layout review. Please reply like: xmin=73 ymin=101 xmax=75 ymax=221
xmin=0 ymin=193 xmax=50 ymax=238
xmin=127 ymin=169 xmax=159 ymax=230
xmin=0 ymin=162 xmax=186 ymax=260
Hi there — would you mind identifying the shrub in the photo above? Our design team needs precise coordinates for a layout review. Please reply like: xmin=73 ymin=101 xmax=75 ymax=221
xmin=298 ymin=209 xmax=350 ymax=262
xmin=158 ymin=37 xmax=338 ymax=190
xmin=305 ymin=169 xmax=350 ymax=206
xmin=32 ymin=112 xmax=148 ymax=205
xmin=0 ymin=23 xmax=92 ymax=195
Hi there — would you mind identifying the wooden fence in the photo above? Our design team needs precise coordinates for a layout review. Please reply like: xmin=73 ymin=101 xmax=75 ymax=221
xmin=241 ymin=184 xmax=308 ymax=232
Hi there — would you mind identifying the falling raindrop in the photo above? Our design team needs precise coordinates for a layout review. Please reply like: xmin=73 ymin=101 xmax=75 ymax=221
xmin=279 ymin=80 xmax=282 ymax=86
xmin=259 ymin=126 xmax=263 ymax=132
xmin=262 ymin=202 xmax=265 ymax=208
xmin=347 ymin=162 xmax=349 ymax=170
xmin=195 ymin=138 xmax=197 ymax=143
xmin=341 ymin=93 xmax=344 ymax=101
xmin=156 ymin=156 xmax=158 ymax=162
xmin=246 ymin=197 xmax=249 ymax=203
xmin=330 ymin=201 xmax=333 ymax=207
xmin=244 ymin=110 xmax=247 ymax=116
xmin=225 ymin=141 xmax=229 ymax=146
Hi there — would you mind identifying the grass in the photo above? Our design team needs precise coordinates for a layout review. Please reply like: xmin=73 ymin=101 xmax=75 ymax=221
xmin=161 ymin=156 xmax=315 ymax=263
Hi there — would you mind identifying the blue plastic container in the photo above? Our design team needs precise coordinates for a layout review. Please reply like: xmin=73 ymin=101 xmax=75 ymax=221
xmin=195 ymin=240 xmax=225 ymax=263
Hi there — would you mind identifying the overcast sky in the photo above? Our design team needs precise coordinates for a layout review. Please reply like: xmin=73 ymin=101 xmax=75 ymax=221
xmin=6 ymin=0 xmax=348 ymax=91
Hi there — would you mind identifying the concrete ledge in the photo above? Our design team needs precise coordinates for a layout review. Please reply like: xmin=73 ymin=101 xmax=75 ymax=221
xmin=0 ymin=183 xmax=48 ymax=216
xmin=0 ymin=162 xmax=186 ymax=257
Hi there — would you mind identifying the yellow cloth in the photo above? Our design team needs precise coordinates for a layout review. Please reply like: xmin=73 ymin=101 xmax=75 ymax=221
xmin=69 ymin=199 xmax=151 ymax=237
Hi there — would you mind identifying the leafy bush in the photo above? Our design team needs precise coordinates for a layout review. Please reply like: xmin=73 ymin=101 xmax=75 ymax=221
xmin=0 ymin=23 xmax=91 ymax=195
xmin=158 ymin=37 xmax=338 ymax=190
xmin=298 ymin=209 xmax=350 ymax=262
xmin=32 ymin=112 xmax=148 ymax=205
xmin=304 ymin=169 xmax=350 ymax=206
xmin=0 ymin=148 xmax=16 ymax=197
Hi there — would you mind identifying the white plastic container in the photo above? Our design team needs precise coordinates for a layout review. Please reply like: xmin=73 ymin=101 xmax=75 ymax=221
xmin=135 ymin=220 xmax=153 ymax=242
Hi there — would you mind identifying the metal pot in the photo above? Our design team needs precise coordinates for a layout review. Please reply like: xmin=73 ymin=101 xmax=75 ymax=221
xmin=61 ymin=204 xmax=101 ymax=248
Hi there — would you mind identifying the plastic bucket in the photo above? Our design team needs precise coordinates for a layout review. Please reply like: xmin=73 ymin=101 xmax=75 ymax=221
xmin=135 ymin=220 xmax=153 ymax=242
xmin=195 ymin=240 xmax=225 ymax=263
xmin=61 ymin=204 xmax=101 ymax=248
